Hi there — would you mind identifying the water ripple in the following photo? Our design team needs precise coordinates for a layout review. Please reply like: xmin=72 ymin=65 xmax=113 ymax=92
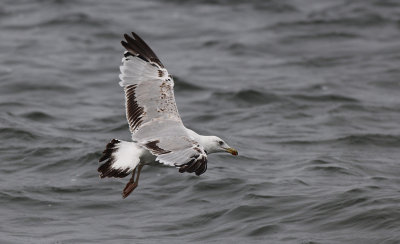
xmin=2 ymin=0 xmax=400 ymax=243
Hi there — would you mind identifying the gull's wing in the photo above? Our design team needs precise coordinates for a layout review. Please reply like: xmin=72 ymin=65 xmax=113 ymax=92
xmin=120 ymin=32 xmax=180 ymax=132
xmin=119 ymin=32 xmax=207 ymax=176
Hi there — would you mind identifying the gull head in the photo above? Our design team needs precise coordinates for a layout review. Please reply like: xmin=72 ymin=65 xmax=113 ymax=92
xmin=203 ymin=136 xmax=238 ymax=155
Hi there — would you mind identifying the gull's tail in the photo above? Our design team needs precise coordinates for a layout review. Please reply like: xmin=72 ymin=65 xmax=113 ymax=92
xmin=98 ymin=139 xmax=142 ymax=178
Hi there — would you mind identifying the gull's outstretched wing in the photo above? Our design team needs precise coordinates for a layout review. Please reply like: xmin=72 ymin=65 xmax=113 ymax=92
xmin=119 ymin=32 xmax=207 ymax=176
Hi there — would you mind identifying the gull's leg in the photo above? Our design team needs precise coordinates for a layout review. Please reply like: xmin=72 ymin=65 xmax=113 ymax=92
xmin=122 ymin=167 xmax=136 ymax=199
xmin=134 ymin=164 xmax=144 ymax=185
xmin=122 ymin=164 xmax=144 ymax=199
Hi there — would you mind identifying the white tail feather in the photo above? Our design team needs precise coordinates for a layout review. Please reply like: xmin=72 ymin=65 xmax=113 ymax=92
xmin=98 ymin=139 xmax=143 ymax=178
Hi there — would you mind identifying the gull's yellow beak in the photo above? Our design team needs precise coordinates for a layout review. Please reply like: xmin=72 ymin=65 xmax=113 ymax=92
xmin=226 ymin=148 xmax=238 ymax=156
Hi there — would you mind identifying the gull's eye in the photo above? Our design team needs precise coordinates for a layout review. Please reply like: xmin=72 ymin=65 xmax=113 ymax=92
xmin=218 ymin=141 xmax=223 ymax=145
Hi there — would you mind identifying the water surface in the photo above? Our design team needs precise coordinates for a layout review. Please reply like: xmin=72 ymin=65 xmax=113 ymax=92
xmin=1 ymin=0 xmax=400 ymax=243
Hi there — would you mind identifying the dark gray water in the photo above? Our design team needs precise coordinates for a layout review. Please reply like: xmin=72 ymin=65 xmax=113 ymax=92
xmin=1 ymin=0 xmax=400 ymax=243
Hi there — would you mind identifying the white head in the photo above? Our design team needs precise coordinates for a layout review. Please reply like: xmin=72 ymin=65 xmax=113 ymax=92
xmin=200 ymin=136 xmax=238 ymax=155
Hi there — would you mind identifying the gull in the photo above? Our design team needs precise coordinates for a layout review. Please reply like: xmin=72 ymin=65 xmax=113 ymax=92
xmin=98 ymin=32 xmax=238 ymax=198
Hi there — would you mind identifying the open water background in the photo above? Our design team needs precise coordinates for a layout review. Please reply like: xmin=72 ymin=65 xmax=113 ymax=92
xmin=1 ymin=0 xmax=400 ymax=243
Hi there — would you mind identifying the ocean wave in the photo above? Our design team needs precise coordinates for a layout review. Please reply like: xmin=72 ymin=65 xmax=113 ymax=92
xmin=0 ymin=127 xmax=38 ymax=141
xmin=174 ymin=76 xmax=206 ymax=92
xmin=270 ymin=13 xmax=388 ymax=30
xmin=21 ymin=111 xmax=56 ymax=122
xmin=336 ymin=134 xmax=400 ymax=147
xmin=192 ymin=177 xmax=245 ymax=191
xmin=245 ymin=224 xmax=281 ymax=236
xmin=283 ymin=32 xmax=360 ymax=41
xmin=40 ymin=12 xmax=108 ymax=28
xmin=3 ymin=82 xmax=76 ymax=93
xmin=212 ymin=89 xmax=283 ymax=106
xmin=289 ymin=94 xmax=358 ymax=103
xmin=165 ymin=0 xmax=297 ymax=13
xmin=279 ymin=134 xmax=400 ymax=147
xmin=307 ymin=165 xmax=355 ymax=176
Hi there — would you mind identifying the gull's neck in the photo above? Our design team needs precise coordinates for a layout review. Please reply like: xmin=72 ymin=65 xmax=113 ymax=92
xmin=185 ymin=128 xmax=214 ymax=154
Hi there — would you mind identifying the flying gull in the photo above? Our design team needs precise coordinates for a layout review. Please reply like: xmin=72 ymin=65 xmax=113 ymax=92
xmin=98 ymin=32 xmax=238 ymax=198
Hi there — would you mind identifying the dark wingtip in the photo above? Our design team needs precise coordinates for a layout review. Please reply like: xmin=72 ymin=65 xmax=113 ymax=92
xmin=177 ymin=155 xmax=207 ymax=176
xmin=119 ymin=31 xmax=164 ymax=68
